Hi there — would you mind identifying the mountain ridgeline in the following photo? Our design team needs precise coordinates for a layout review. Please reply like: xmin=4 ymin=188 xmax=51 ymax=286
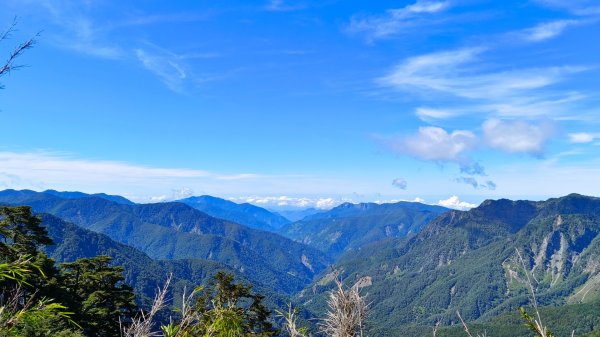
xmin=304 ymin=194 xmax=600 ymax=336
xmin=43 ymin=189 xmax=136 ymax=205
xmin=0 ymin=189 xmax=330 ymax=295
xmin=3 ymin=189 xmax=600 ymax=336
xmin=40 ymin=213 xmax=291 ymax=310
xmin=176 ymin=195 xmax=291 ymax=231
xmin=279 ymin=201 xmax=448 ymax=257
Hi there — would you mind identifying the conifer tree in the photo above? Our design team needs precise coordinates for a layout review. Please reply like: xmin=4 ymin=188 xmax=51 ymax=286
xmin=60 ymin=256 xmax=137 ymax=337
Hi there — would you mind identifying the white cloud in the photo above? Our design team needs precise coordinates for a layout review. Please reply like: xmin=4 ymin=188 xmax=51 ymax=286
xmin=437 ymin=195 xmax=477 ymax=210
xmin=347 ymin=0 xmax=450 ymax=40
xmin=523 ymin=20 xmax=578 ymax=42
xmin=482 ymin=119 xmax=555 ymax=155
xmin=384 ymin=126 xmax=477 ymax=162
xmin=171 ymin=187 xmax=194 ymax=199
xmin=230 ymin=196 xmax=342 ymax=209
xmin=568 ymin=132 xmax=600 ymax=143
xmin=146 ymin=187 xmax=194 ymax=203
xmin=315 ymin=198 xmax=338 ymax=209
xmin=374 ymin=197 xmax=426 ymax=204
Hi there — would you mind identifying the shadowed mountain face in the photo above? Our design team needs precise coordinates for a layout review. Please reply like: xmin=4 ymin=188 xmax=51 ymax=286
xmin=278 ymin=201 xmax=448 ymax=258
xmin=0 ymin=189 xmax=331 ymax=295
xmin=303 ymin=194 xmax=600 ymax=336
xmin=176 ymin=195 xmax=290 ymax=231
xmin=40 ymin=213 xmax=291 ymax=310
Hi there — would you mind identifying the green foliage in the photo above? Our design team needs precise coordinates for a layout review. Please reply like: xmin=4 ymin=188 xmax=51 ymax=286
xmin=186 ymin=272 xmax=277 ymax=337
xmin=160 ymin=321 xmax=182 ymax=337
xmin=0 ymin=190 xmax=331 ymax=295
xmin=0 ymin=205 xmax=53 ymax=258
xmin=0 ymin=256 xmax=80 ymax=336
xmin=520 ymin=307 xmax=555 ymax=337
xmin=3 ymin=299 xmax=81 ymax=337
xmin=0 ymin=256 xmax=39 ymax=284
xmin=59 ymin=256 xmax=137 ymax=337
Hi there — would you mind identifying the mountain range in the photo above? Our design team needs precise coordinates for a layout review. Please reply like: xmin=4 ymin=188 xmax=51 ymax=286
xmin=0 ymin=189 xmax=329 ymax=294
xmin=302 ymin=194 xmax=600 ymax=336
xmin=2 ymin=189 xmax=600 ymax=336
xmin=279 ymin=201 xmax=447 ymax=257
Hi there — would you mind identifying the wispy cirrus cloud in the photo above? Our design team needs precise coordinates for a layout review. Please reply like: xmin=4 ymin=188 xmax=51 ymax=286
xmin=115 ymin=12 xmax=213 ymax=28
xmin=135 ymin=48 xmax=188 ymax=92
xmin=0 ymin=151 xmax=266 ymax=200
xmin=216 ymin=173 xmax=262 ymax=181
xmin=347 ymin=0 xmax=450 ymax=40
xmin=522 ymin=20 xmax=578 ymax=42
xmin=264 ymin=0 xmax=306 ymax=12
xmin=7 ymin=0 xmax=124 ymax=58
xmin=380 ymin=47 xmax=588 ymax=120
xmin=380 ymin=47 xmax=584 ymax=100
xmin=415 ymin=107 xmax=464 ymax=121
xmin=5 ymin=1 xmax=220 ymax=91
xmin=0 ymin=150 xmax=210 ymax=180
xmin=534 ymin=0 xmax=600 ymax=16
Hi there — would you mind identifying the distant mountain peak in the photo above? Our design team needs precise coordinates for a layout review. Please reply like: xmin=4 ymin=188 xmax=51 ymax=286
xmin=176 ymin=195 xmax=290 ymax=231
xmin=42 ymin=189 xmax=135 ymax=205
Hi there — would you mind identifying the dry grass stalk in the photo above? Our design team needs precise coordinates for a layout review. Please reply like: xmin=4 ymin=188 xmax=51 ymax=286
xmin=123 ymin=274 xmax=172 ymax=337
xmin=278 ymin=303 xmax=307 ymax=337
xmin=515 ymin=248 xmax=552 ymax=337
xmin=456 ymin=310 xmax=487 ymax=337
xmin=169 ymin=285 xmax=202 ymax=336
xmin=319 ymin=279 xmax=368 ymax=337
xmin=432 ymin=320 xmax=440 ymax=337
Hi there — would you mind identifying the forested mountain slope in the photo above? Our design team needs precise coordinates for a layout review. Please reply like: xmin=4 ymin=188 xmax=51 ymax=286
xmin=303 ymin=194 xmax=600 ymax=335
xmin=0 ymin=189 xmax=331 ymax=294
xmin=40 ymin=213 xmax=292 ymax=310
xmin=279 ymin=201 xmax=447 ymax=257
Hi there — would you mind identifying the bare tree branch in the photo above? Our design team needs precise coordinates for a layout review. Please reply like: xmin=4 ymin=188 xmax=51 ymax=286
xmin=0 ymin=18 xmax=39 ymax=89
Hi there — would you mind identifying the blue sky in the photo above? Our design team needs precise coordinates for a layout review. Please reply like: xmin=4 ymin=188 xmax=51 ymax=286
xmin=1 ymin=0 xmax=599 ymax=210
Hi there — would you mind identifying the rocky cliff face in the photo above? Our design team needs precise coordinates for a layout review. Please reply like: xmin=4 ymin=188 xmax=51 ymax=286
xmin=303 ymin=194 xmax=600 ymax=332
